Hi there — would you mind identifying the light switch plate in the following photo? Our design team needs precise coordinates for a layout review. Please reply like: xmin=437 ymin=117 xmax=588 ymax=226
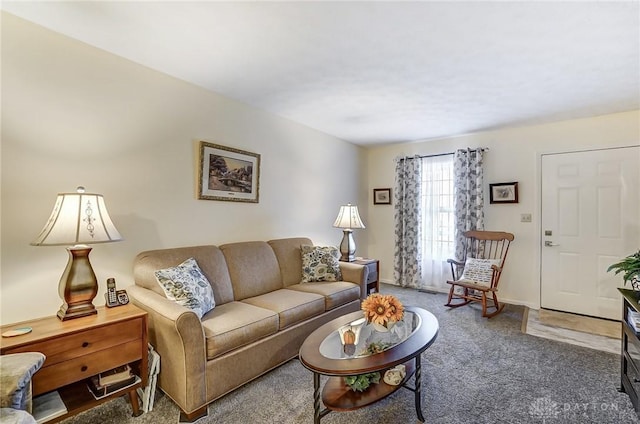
xmin=521 ymin=213 xmax=532 ymax=223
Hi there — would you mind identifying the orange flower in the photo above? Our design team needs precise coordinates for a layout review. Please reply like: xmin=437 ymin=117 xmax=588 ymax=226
xmin=385 ymin=295 xmax=404 ymax=323
xmin=361 ymin=293 xmax=392 ymax=326
xmin=361 ymin=293 xmax=404 ymax=327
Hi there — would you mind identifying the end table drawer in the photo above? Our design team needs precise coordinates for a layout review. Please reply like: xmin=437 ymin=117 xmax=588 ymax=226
xmin=625 ymin=352 xmax=640 ymax=399
xmin=7 ymin=318 xmax=142 ymax=366
xmin=366 ymin=269 xmax=378 ymax=284
xmin=33 ymin=339 xmax=142 ymax=395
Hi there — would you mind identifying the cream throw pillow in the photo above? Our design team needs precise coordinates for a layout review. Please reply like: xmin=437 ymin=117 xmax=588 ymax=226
xmin=460 ymin=258 xmax=500 ymax=287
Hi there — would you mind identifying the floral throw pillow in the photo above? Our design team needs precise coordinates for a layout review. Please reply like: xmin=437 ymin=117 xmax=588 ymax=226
xmin=301 ymin=245 xmax=342 ymax=283
xmin=154 ymin=257 xmax=215 ymax=319
xmin=460 ymin=258 xmax=501 ymax=287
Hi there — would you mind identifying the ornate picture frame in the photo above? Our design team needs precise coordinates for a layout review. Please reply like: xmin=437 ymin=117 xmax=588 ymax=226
xmin=198 ymin=141 xmax=260 ymax=203
xmin=489 ymin=182 xmax=518 ymax=204
xmin=373 ymin=188 xmax=392 ymax=205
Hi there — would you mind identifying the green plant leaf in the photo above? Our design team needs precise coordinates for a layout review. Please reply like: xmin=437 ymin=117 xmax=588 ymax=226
xmin=607 ymin=250 xmax=640 ymax=284
xmin=344 ymin=372 xmax=381 ymax=392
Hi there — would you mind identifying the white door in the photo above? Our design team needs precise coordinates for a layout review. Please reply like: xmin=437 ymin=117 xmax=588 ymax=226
xmin=541 ymin=146 xmax=640 ymax=319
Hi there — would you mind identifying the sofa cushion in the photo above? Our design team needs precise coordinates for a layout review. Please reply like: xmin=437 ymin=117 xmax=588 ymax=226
xmin=220 ymin=241 xmax=283 ymax=300
xmin=301 ymin=245 xmax=342 ymax=283
xmin=155 ymin=258 xmax=216 ymax=319
xmin=242 ymin=289 xmax=325 ymax=330
xmin=268 ymin=237 xmax=313 ymax=287
xmin=201 ymin=301 xmax=279 ymax=360
xmin=287 ymin=282 xmax=360 ymax=311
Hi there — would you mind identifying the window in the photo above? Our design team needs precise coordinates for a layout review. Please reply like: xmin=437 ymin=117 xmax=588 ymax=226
xmin=420 ymin=154 xmax=454 ymax=287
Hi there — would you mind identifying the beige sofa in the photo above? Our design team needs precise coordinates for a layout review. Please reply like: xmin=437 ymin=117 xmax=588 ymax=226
xmin=128 ymin=237 xmax=367 ymax=421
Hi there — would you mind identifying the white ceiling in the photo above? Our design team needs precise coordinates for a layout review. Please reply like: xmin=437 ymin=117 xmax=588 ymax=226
xmin=2 ymin=1 xmax=639 ymax=146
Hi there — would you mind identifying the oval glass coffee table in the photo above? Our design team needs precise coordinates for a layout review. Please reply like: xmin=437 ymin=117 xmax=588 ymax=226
xmin=299 ymin=306 xmax=439 ymax=423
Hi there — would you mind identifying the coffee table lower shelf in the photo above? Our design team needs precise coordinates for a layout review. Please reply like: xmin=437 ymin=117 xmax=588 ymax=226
xmin=322 ymin=361 xmax=416 ymax=411
xmin=313 ymin=357 xmax=424 ymax=423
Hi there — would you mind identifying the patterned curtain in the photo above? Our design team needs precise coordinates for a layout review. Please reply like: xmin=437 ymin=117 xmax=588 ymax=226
xmin=453 ymin=148 xmax=485 ymax=260
xmin=393 ymin=156 xmax=423 ymax=288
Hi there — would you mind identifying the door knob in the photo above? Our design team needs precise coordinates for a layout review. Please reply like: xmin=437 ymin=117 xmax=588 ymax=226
xmin=544 ymin=241 xmax=560 ymax=247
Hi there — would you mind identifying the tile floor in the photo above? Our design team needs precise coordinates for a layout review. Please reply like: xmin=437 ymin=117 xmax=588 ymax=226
xmin=522 ymin=307 xmax=621 ymax=354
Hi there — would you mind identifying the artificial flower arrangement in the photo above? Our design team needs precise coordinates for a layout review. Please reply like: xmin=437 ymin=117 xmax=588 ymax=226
xmin=343 ymin=294 xmax=406 ymax=392
xmin=361 ymin=293 xmax=405 ymax=330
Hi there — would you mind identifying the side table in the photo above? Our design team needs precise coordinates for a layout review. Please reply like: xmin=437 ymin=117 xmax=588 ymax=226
xmin=1 ymin=304 xmax=148 ymax=423
xmin=351 ymin=258 xmax=379 ymax=295
xmin=619 ymin=288 xmax=640 ymax=416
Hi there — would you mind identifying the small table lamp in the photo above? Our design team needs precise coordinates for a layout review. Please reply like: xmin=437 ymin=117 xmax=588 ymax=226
xmin=31 ymin=187 xmax=122 ymax=321
xmin=333 ymin=203 xmax=366 ymax=262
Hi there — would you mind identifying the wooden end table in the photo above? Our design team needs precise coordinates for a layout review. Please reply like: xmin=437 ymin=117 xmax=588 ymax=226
xmin=299 ymin=306 xmax=439 ymax=423
xmin=1 ymin=304 xmax=148 ymax=423
xmin=349 ymin=258 xmax=380 ymax=294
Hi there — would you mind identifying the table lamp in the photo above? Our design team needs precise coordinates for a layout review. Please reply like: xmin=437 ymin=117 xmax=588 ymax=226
xmin=333 ymin=203 xmax=365 ymax=262
xmin=31 ymin=187 xmax=123 ymax=321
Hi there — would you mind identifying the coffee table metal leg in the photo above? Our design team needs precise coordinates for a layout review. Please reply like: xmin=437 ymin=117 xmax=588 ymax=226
xmin=312 ymin=372 xmax=332 ymax=423
xmin=415 ymin=355 xmax=425 ymax=422
xmin=313 ymin=372 xmax=321 ymax=424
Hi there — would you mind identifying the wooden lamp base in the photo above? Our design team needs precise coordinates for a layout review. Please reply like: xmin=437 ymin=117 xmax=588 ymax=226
xmin=57 ymin=245 xmax=98 ymax=321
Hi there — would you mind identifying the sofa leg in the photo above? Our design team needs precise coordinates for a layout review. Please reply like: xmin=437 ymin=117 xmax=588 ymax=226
xmin=179 ymin=405 xmax=208 ymax=423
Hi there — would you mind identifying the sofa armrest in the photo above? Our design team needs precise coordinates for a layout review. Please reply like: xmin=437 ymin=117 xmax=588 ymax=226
xmin=339 ymin=262 xmax=369 ymax=300
xmin=128 ymin=285 xmax=207 ymax=414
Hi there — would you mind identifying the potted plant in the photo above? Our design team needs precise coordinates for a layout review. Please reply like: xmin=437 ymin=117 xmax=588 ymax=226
xmin=608 ymin=250 xmax=640 ymax=292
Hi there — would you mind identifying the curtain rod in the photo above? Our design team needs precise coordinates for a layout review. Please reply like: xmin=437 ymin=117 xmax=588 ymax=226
xmin=401 ymin=147 xmax=489 ymax=160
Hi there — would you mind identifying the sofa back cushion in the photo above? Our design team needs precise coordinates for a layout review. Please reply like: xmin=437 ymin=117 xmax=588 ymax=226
xmin=267 ymin=237 xmax=313 ymax=287
xmin=220 ymin=241 xmax=283 ymax=300
xmin=133 ymin=245 xmax=235 ymax=305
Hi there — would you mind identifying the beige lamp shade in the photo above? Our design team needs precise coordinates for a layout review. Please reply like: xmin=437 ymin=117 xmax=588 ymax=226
xmin=32 ymin=188 xmax=122 ymax=246
xmin=332 ymin=203 xmax=366 ymax=230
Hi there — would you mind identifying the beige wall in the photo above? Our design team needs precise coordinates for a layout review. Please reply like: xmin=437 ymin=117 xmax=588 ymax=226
xmin=0 ymin=14 xmax=367 ymax=323
xmin=364 ymin=110 xmax=640 ymax=308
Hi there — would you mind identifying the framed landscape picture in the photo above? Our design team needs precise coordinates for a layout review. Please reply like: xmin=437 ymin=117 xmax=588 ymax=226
xmin=373 ymin=188 xmax=392 ymax=205
xmin=489 ymin=182 xmax=518 ymax=204
xmin=198 ymin=141 xmax=260 ymax=203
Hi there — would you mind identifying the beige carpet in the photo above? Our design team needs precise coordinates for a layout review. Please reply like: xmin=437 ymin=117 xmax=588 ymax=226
xmin=522 ymin=307 xmax=621 ymax=354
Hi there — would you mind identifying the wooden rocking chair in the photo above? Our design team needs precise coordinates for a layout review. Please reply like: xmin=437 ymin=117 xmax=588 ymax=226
xmin=444 ymin=230 xmax=514 ymax=318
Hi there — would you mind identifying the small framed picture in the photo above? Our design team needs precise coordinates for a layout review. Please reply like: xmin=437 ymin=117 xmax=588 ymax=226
xmin=489 ymin=182 xmax=518 ymax=204
xmin=198 ymin=141 xmax=260 ymax=203
xmin=373 ymin=188 xmax=392 ymax=205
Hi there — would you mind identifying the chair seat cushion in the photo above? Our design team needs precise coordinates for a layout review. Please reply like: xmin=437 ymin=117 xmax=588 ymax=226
xmin=201 ymin=302 xmax=278 ymax=360
xmin=242 ymin=289 xmax=325 ymax=330
xmin=0 ymin=353 xmax=46 ymax=411
xmin=287 ymin=282 xmax=360 ymax=311
xmin=0 ymin=408 xmax=36 ymax=424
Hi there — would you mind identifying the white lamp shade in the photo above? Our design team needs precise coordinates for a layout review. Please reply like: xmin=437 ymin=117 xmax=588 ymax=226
xmin=333 ymin=203 xmax=366 ymax=230
xmin=31 ymin=189 xmax=122 ymax=246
